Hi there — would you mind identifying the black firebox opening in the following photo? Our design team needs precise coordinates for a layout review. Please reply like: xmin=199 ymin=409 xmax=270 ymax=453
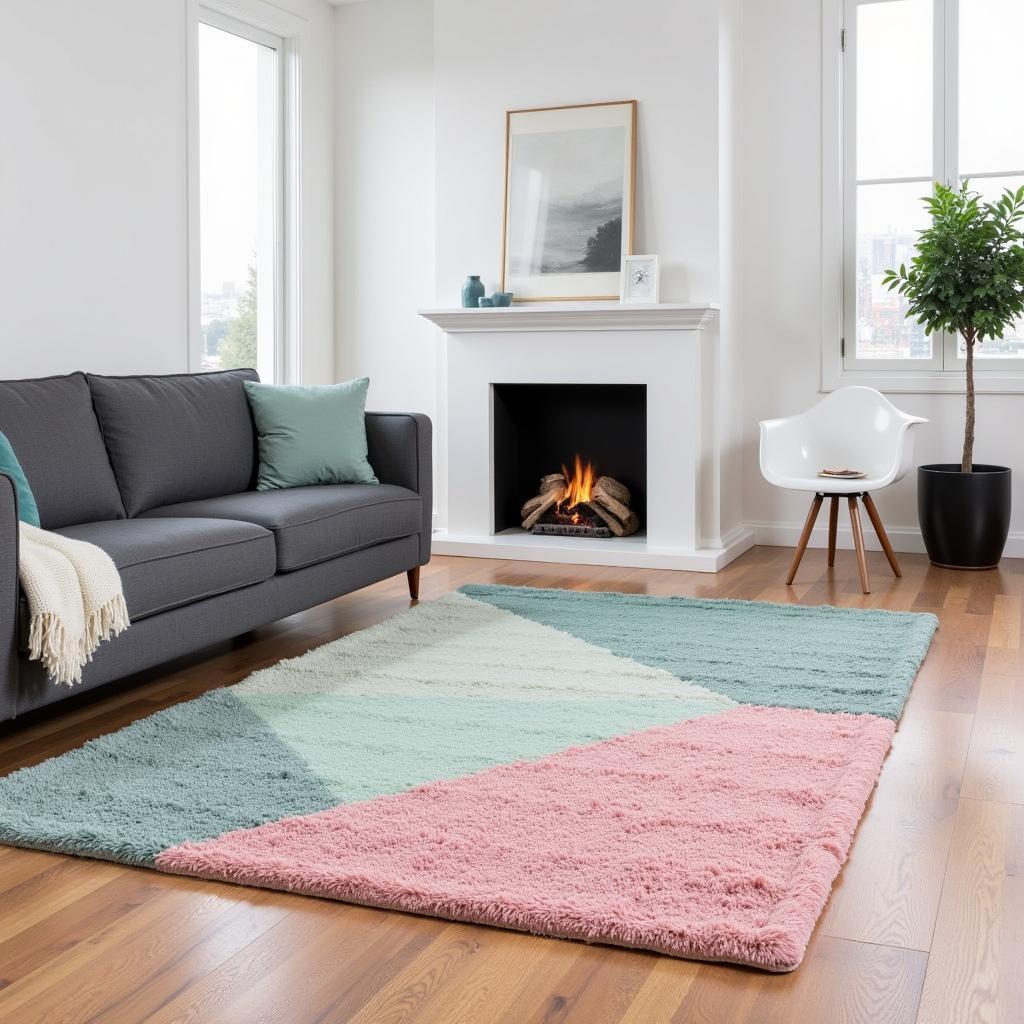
xmin=492 ymin=383 xmax=647 ymax=534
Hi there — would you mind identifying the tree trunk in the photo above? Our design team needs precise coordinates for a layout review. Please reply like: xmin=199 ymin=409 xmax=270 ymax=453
xmin=961 ymin=328 xmax=976 ymax=473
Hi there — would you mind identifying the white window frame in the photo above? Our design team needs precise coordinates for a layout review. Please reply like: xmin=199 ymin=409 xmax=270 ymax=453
xmin=822 ymin=0 xmax=1024 ymax=393
xmin=187 ymin=0 xmax=302 ymax=384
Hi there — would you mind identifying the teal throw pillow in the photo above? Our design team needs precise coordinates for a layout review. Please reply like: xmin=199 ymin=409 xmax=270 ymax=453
xmin=0 ymin=431 xmax=41 ymax=527
xmin=243 ymin=378 xmax=379 ymax=491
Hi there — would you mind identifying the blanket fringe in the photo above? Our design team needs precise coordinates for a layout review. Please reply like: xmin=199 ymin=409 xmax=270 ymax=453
xmin=28 ymin=595 xmax=130 ymax=686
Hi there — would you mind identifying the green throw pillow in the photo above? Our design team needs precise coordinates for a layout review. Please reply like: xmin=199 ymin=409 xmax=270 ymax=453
xmin=243 ymin=378 xmax=379 ymax=491
xmin=0 ymin=431 xmax=41 ymax=527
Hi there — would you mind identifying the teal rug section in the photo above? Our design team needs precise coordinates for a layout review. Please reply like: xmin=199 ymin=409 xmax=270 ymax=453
xmin=0 ymin=592 xmax=735 ymax=865
xmin=0 ymin=691 xmax=339 ymax=866
xmin=460 ymin=585 xmax=938 ymax=720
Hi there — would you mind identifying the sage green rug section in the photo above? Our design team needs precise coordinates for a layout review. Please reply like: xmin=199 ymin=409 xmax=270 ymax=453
xmin=0 ymin=592 xmax=735 ymax=867
xmin=461 ymin=585 xmax=938 ymax=720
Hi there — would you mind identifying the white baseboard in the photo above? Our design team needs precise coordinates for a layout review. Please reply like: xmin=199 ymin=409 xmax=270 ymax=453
xmin=748 ymin=518 xmax=1024 ymax=560
xmin=430 ymin=512 xmax=1024 ymax=565
xmin=430 ymin=526 xmax=755 ymax=572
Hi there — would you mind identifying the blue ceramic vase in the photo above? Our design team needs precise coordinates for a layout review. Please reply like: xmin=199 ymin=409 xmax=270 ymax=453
xmin=462 ymin=276 xmax=486 ymax=308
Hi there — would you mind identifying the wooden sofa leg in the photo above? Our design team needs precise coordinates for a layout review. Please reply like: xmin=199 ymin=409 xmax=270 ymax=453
xmin=848 ymin=496 xmax=870 ymax=594
xmin=827 ymin=496 xmax=839 ymax=568
xmin=407 ymin=566 xmax=420 ymax=600
xmin=787 ymin=494 xmax=823 ymax=585
xmin=862 ymin=493 xmax=902 ymax=578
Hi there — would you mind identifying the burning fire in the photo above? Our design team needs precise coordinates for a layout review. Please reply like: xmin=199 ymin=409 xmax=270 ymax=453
xmin=558 ymin=455 xmax=596 ymax=522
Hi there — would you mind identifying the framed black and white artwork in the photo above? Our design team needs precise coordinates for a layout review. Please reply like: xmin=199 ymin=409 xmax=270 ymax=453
xmin=620 ymin=254 xmax=660 ymax=304
xmin=500 ymin=100 xmax=637 ymax=302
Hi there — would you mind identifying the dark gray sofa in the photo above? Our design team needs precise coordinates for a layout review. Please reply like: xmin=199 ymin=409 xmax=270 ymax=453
xmin=0 ymin=369 xmax=431 ymax=722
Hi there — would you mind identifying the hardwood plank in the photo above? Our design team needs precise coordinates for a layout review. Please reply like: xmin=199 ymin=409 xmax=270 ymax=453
xmin=0 ymin=856 xmax=124 ymax=945
xmin=987 ymin=594 xmax=1021 ymax=650
xmin=0 ymin=871 xmax=161 ymax=989
xmin=916 ymin=799 xmax=1024 ymax=1024
xmin=412 ymin=931 xmax=565 ymax=1024
xmin=821 ymin=708 xmax=973 ymax=950
xmin=723 ymin=934 xmax=927 ymax=1024
xmin=343 ymin=925 xmax=484 ymax=1024
xmin=618 ymin=958 xmax=701 ymax=1023
xmin=143 ymin=902 xmax=395 ymax=1024
xmin=0 ymin=886 xmax=289 ymax=1024
xmin=962 ymin=671 xmax=1024 ymax=805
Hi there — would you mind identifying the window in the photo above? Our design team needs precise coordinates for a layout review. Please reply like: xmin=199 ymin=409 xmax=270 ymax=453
xmin=840 ymin=0 xmax=1024 ymax=379
xmin=197 ymin=13 xmax=282 ymax=381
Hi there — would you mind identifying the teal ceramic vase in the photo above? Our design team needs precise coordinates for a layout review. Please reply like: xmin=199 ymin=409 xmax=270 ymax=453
xmin=462 ymin=276 xmax=486 ymax=308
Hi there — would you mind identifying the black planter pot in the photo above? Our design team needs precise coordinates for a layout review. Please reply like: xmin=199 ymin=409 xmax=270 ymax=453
xmin=918 ymin=464 xmax=1012 ymax=569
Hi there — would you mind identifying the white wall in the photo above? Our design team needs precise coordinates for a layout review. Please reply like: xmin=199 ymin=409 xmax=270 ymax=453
xmin=740 ymin=0 xmax=1024 ymax=553
xmin=1 ymin=0 xmax=188 ymax=377
xmin=431 ymin=0 xmax=723 ymax=310
xmin=333 ymin=0 xmax=436 ymax=413
xmin=1 ymin=0 xmax=334 ymax=383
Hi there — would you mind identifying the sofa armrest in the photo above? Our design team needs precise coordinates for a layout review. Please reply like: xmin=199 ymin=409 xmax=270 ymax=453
xmin=365 ymin=413 xmax=432 ymax=565
xmin=0 ymin=473 xmax=20 ymax=722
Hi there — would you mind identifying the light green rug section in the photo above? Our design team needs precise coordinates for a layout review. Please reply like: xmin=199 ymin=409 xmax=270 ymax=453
xmin=236 ymin=693 xmax=725 ymax=802
xmin=237 ymin=591 xmax=733 ymax=706
xmin=460 ymin=585 xmax=938 ymax=720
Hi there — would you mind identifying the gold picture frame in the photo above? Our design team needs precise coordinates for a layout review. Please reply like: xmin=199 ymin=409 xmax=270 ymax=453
xmin=500 ymin=100 xmax=637 ymax=302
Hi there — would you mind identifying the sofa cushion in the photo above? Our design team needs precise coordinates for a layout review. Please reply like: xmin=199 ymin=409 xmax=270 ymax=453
xmin=0 ymin=373 xmax=125 ymax=529
xmin=55 ymin=518 xmax=276 ymax=621
xmin=0 ymin=430 xmax=40 ymax=527
xmin=142 ymin=484 xmax=422 ymax=572
xmin=243 ymin=378 xmax=378 ymax=490
xmin=87 ymin=369 xmax=259 ymax=517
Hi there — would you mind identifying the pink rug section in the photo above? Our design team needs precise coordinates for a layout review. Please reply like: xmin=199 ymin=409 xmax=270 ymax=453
xmin=156 ymin=705 xmax=894 ymax=971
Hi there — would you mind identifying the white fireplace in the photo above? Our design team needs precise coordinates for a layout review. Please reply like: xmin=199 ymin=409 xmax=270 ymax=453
xmin=419 ymin=303 xmax=752 ymax=571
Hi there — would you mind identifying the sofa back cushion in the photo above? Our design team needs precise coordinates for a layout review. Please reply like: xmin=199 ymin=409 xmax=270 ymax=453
xmin=0 ymin=373 xmax=126 ymax=529
xmin=87 ymin=369 xmax=259 ymax=517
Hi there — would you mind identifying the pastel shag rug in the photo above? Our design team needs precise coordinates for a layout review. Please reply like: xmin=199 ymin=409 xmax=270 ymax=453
xmin=0 ymin=585 xmax=937 ymax=971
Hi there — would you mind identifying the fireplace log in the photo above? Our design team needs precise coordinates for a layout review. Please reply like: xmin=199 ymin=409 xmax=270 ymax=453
xmin=521 ymin=491 xmax=559 ymax=519
xmin=521 ymin=488 xmax=562 ymax=530
xmin=619 ymin=510 xmax=640 ymax=536
xmin=592 ymin=485 xmax=632 ymax=524
xmin=540 ymin=474 xmax=566 ymax=494
xmin=581 ymin=500 xmax=627 ymax=537
xmin=595 ymin=476 xmax=630 ymax=504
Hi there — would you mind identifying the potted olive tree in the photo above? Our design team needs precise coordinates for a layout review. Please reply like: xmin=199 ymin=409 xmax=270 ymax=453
xmin=884 ymin=181 xmax=1024 ymax=569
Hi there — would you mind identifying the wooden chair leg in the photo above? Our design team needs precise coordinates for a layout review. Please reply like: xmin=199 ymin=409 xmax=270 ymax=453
xmin=861 ymin=493 xmax=902 ymax=578
xmin=407 ymin=566 xmax=420 ymax=600
xmin=827 ymin=496 xmax=839 ymax=568
xmin=786 ymin=494 xmax=823 ymax=585
xmin=847 ymin=496 xmax=870 ymax=594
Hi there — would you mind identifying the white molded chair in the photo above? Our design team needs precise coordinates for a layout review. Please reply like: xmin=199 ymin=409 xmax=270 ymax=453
xmin=759 ymin=387 xmax=927 ymax=593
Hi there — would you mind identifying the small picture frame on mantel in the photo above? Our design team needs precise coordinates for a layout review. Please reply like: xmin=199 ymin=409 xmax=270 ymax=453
xmin=620 ymin=254 xmax=659 ymax=304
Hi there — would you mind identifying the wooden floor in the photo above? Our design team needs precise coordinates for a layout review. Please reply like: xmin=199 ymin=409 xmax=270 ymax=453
xmin=0 ymin=546 xmax=1021 ymax=1024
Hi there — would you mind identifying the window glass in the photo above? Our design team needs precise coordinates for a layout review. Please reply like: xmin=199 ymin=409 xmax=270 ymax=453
xmin=856 ymin=0 xmax=933 ymax=181
xmin=855 ymin=181 xmax=933 ymax=358
xmin=198 ymin=23 xmax=278 ymax=380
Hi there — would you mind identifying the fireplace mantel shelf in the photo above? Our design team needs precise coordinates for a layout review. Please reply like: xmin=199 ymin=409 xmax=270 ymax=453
xmin=419 ymin=303 xmax=719 ymax=333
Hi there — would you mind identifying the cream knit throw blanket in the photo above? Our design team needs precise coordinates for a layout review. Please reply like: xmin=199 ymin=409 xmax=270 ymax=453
xmin=18 ymin=522 xmax=130 ymax=686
